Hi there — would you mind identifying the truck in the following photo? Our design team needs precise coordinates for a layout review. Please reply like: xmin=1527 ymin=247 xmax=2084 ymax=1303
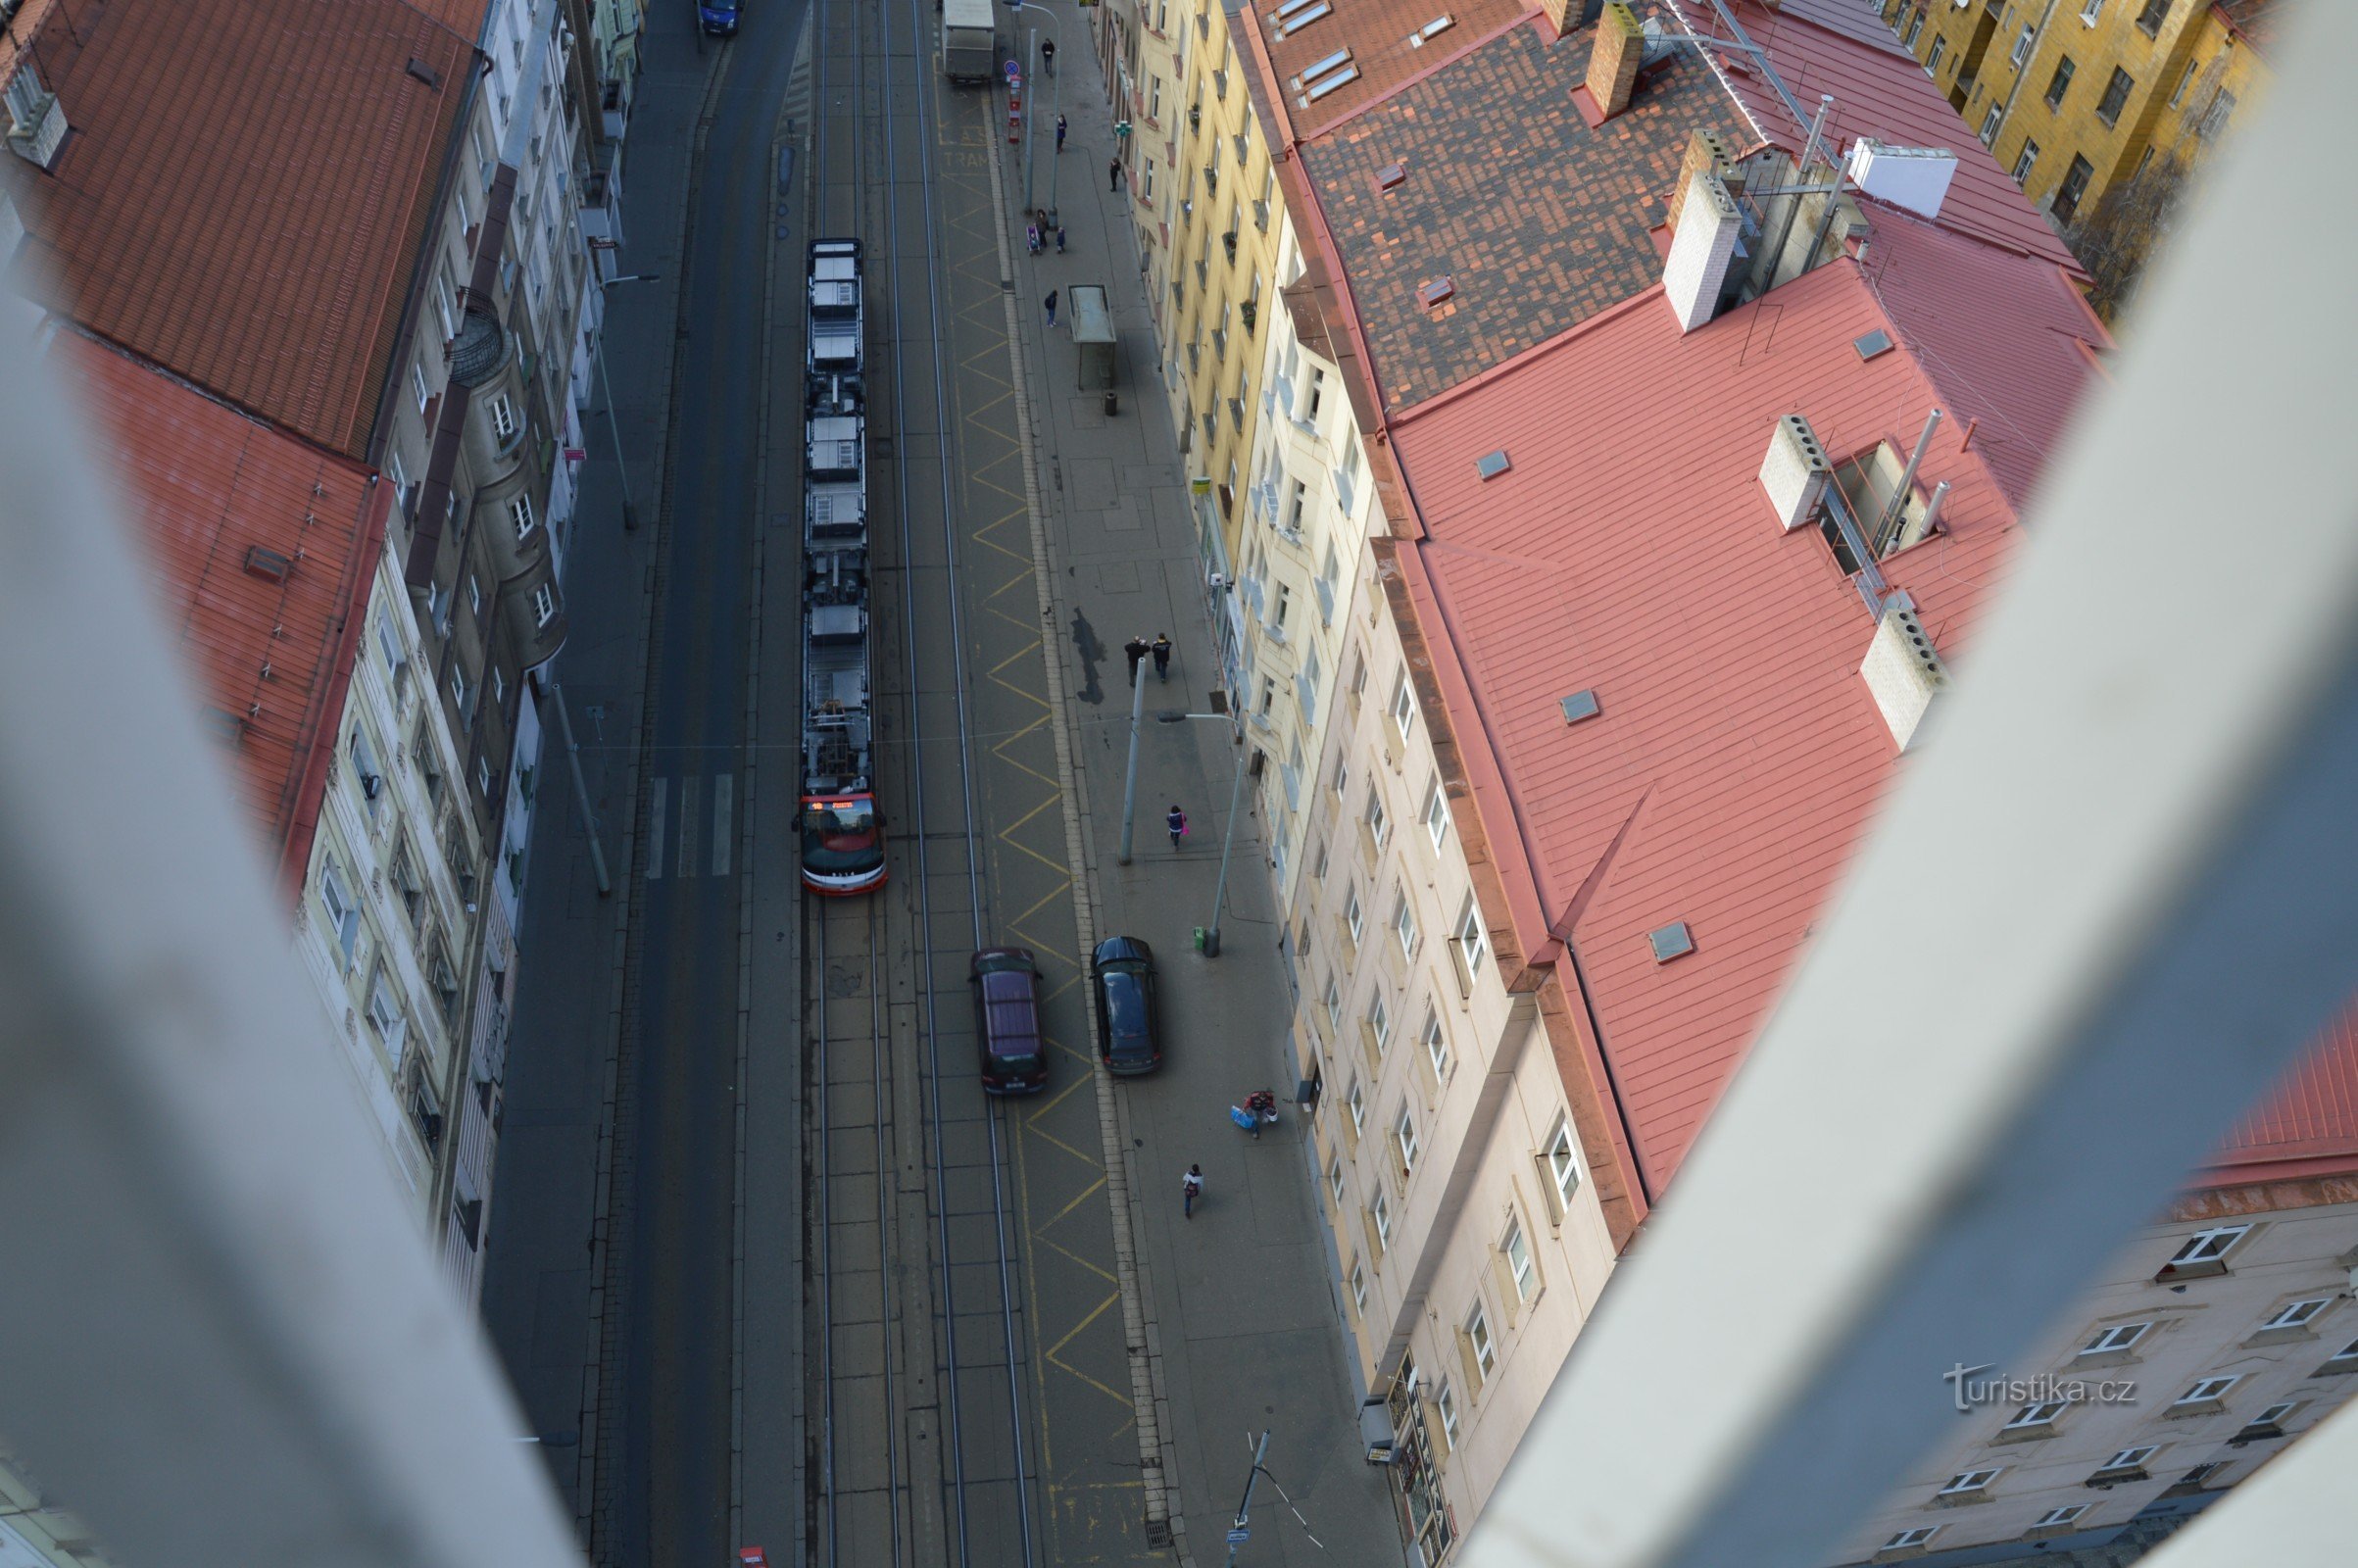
xmin=942 ymin=0 xmax=997 ymax=82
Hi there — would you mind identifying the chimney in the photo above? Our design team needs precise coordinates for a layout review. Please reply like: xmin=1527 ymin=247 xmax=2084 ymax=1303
xmin=1844 ymin=139 xmax=1958 ymax=222
xmin=1586 ymin=4 xmax=1645 ymax=120
xmin=1859 ymin=595 xmax=1948 ymax=751
xmin=1667 ymin=129 xmax=1736 ymax=232
xmin=1662 ymin=171 xmax=1740 ymax=332
xmin=1758 ymin=414 xmax=1831 ymax=532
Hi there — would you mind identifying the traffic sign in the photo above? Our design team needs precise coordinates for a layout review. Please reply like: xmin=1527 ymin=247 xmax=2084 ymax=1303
xmin=1225 ymin=1527 xmax=1251 ymax=1544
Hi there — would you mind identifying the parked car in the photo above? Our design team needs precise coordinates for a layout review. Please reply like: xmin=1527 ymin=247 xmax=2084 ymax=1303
xmin=970 ymin=947 xmax=1049 ymax=1094
xmin=1091 ymin=936 xmax=1160 ymax=1075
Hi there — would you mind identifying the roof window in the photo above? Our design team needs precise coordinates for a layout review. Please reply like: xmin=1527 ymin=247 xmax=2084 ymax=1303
xmin=1475 ymin=449 xmax=1510 ymax=480
xmin=1296 ymin=48 xmax=1359 ymax=103
xmin=1852 ymin=329 xmax=1893 ymax=362
xmin=1376 ymin=162 xmax=1407 ymax=191
xmin=1418 ymin=275 xmax=1455 ymax=309
xmin=1409 ymin=14 xmax=1454 ymax=45
xmin=1558 ymin=690 xmax=1599 ymax=724
xmin=1270 ymin=0 xmax=1332 ymax=36
xmin=1647 ymin=922 xmax=1695 ymax=963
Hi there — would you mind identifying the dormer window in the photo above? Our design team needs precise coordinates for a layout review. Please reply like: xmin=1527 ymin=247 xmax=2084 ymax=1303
xmin=1833 ymin=441 xmax=1933 ymax=561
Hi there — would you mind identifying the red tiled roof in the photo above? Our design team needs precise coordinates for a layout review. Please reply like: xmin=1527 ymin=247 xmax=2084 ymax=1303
xmin=1389 ymin=257 xmax=2074 ymax=1187
xmin=59 ymin=330 xmax=383 ymax=897
xmin=1669 ymin=0 xmax=2086 ymax=275
xmin=17 ymin=0 xmax=480 ymax=459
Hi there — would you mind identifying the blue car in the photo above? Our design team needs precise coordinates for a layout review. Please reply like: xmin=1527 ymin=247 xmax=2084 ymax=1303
xmin=699 ymin=0 xmax=740 ymax=36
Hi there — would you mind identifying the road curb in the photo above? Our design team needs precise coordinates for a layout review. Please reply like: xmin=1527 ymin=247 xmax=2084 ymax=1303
xmin=979 ymin=89 xmax=1185 ymax=1558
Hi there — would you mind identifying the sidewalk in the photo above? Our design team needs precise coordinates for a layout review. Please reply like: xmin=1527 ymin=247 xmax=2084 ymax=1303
xmin=996 ymin=16 xmax=1410 ymax=1563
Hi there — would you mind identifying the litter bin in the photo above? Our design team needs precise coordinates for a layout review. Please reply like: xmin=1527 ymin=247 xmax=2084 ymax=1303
xmin=1069 ymin=284 xmax=1117 ymax=392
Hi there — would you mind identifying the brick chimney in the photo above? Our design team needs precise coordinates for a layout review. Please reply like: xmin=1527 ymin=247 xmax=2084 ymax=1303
xmin=1667 ymin=129 xmax=1736 ymax=233
xmin=1663 ymin=170 xmax=1741 ymax=332
xmin=1586 ymin=4 xmax=1645 ymax=120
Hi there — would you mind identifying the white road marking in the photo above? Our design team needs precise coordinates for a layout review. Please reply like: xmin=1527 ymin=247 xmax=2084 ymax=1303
xmin=712 ymin=773 xmax=734 ymax=877
xmin=648 ymin=778 xmax=668 ymax=880
xmin=679 ymin=776 xmax=701 ymax=880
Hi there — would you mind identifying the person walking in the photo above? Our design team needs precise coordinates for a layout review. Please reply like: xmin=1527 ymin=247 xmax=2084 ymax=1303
xmin=1055 ymin=224 xmax=1066 ymax=254
xmin=1040 ymin=36 xmax=1056 ymax=74
xmin=1110 ymin=157 xmax=1124 ymax=193
xmin=1123 ymin=635 xmax=1149 ymax=684
xmin=1151 ymin=633 xmax=1172 ymax=681
xmin=1183 ymin=1163 xmax=1204 ymax=1219
xmin=1044 ymin=289 xmax=1058 ymax=328
xmin=1167 ymin=804 xmax=1188 ymax=849
xmin=1056 ymin=113 xmax=1067 ymax=153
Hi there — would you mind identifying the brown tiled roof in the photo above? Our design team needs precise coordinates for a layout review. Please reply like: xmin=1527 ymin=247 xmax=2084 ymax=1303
xmin=0 ymin=0 xmax=64 ymax=82
xmin=17 ymin=0 xmax=480 ymax=460
xmin=2212 ymin=0 xmax=2279 ymax=56
xmin=60 ymin=329 xmax=385 ymax=898
xmin=1298 ymin=20 xmax=1744 ymax=411
xmin=1253 ymin=0 xmax=1527 ymax=132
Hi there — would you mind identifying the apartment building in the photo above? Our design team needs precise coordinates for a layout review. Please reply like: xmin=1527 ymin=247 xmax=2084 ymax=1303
xmin=1887 ymin=0 xmax=2275 ymax=313
xmin=1841 ymin=1021 xmax=2358 ymax=1563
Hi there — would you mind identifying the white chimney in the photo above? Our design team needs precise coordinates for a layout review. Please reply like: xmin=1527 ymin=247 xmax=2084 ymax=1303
xmin=1663 ymin=170 xmax=1741 ymax=333
xmin=1759 ymin=414 xmax=1831 ymax=532
xmin=1845 ymin=139 xmax=1957 ymax=222
xmin=1859 ymin=594 xmax=1949 ymax=751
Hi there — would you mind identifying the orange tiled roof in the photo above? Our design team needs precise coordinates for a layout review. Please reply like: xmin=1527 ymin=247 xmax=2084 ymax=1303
xmin=18 ymin=0 xmax=480 ymax=460
xmin=59 ymin=329 xmax=384 ymax=896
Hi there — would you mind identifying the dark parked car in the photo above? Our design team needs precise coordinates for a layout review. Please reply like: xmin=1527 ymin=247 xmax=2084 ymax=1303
xmin=1091 ymin=936 xmax=1160 ymax=1075
xmin=970 ymin=947 xmax=1049 ymax=1095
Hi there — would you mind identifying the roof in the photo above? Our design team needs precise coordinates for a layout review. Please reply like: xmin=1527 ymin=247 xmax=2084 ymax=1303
xmin=1388 ymin=256 xmax=2067 ymax=1187
xmin=58 ymin=330 xmax=383 ymax=894
xmin=2203 ymin=1008 xmax=2358 ymax=1189
xmin=1298 ymin=20 xmax=1747 ymax=412
xmin=1252 ymin=0 xmax=1526 ymax=130
xmin=2211 ymin=0 xmax=2281 ymax=57
xmin=13 ymin=0 xmax=480 ymax=460
xmin=0 ymin=0 xmax=64 ymax=82
xmin=1667 ymin=0 xmax=2085 ymax=275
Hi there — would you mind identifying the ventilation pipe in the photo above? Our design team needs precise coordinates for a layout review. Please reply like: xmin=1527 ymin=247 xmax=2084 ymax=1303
xmin=1875 ymin=408 xmax=1942 ymax=551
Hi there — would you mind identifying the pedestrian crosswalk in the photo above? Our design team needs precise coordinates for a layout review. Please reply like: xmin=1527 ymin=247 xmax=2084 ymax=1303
xmin=645 ymin=773 xmax=736 ymax=880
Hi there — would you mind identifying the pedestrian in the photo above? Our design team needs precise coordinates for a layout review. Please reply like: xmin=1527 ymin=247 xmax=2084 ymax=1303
xmin=1183 ymin=1163 xmax=1204 ymax=1218
xmin=1151 ymin=633 xmax=1172 ymax=680
xmin=1045 ymin=289 xmax=1058 ymax=328
xmin=1026 ymin=221 xmax=1042 ymax=255
xmin=1110 ymin=157 xmax=1123 ymax=193
xmin=1041 ymin=36 xmax=1056 ymax=74
xmin=1167 ymin=804 xmax=1188 ymax=849
xmin=1056 ymin=113 xmax=1067 ymax=153
xmin=1123 ymin=634 xmax=1149 ymax=683
xmin=1055 ymin=224 xmax=1066 ymax=254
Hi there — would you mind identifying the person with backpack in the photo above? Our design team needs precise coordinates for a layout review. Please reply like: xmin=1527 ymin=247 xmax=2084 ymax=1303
xmin=1183 ymin=1164 xmax=1204 ymax=1218
xmin=1167 ymin=805 xmax=1187 ymax=849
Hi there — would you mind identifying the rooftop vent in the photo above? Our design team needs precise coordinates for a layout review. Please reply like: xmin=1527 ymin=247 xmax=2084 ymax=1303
xmin=1647 ymin=921 xmax=1695 ymax=963
xmin=1859 ymin=593 xmax=1949 ymax=751
xmin=1476 ymin=449 xmax=1511 ymax=480
xmin=1852 ymin=328 xmax=1893 ymax=362
xmin=1295 ymin=47 xmax=1359 ymax=104
xmin=1758 ymin=414 xmax=1831 ymax=533
xmin=1845 ymin=140 xmax=1957 ymax=222
xmin=1418 ymin=275 xmax=1455 ymax=309
xmin=1376 ymin=162 xmax=1407 ymax=191
xmin=1408 ymin=15 xmax=1454 ymax=45
xmin=1270 ymin=0 xmax=1332 ymax=36
xmin=404 ymin=57 xmax=443 ymax=89
xmin=199 ymin=708 xmax=246 ymax=746
xmin=1559 ymin=689 xmax=1600 ymax=724
xmin=243 ymin=546 xmax=294 ymax=585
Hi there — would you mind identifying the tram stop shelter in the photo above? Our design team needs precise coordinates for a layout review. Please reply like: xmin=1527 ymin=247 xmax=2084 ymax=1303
xmin=1068 ymin=285 xmax=1116 ymax=391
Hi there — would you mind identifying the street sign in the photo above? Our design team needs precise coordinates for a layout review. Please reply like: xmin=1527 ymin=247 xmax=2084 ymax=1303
xmin=1225 ymin=1527 xmax=1251 ymax=1544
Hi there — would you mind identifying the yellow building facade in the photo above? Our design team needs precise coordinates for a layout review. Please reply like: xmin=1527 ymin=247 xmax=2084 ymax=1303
xmin=1887 ymin=0 xmax=2272 ymax=311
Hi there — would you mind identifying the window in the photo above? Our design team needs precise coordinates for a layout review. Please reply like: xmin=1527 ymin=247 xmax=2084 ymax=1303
xmin=1324 ymin=975 xmax=1343 ymax=1031
xmin=2078 ymin=0 xmax=2101 ymax=21
xmin=510 ymin=493 xmax=537 ymax=541
xmin=1434 ymin=1378 xmax=1458 ymax=1449
xmin=1394 ymin=1103 xmax=1419 ymax=1173
xmin=2175 ymin=1375 xmax=2239 ymax=1406
xmin=1367 ymin=994 xmax=1392 ymax=1054
xmin=2320 ymin=1336 xmax=2358 ymax=1371
xmin=367 ymin=966 xmax=409 ymax=1062
xmin=532 ymin=583 xmax=558 ymax=628
xmin=1424 ymin=778 xmax=1449 ymax=847
xmin=375 ymin=611 xmax=406 ymax=677
xmin=2009 ymin=22 xmax=2034 ymax=65
xmin=2078 ymin=1321 xmax=2149 ymax=1355
xmin=1329 ymin=1154 xmax=1348 ymax=1207
xmin=1391 ymin=673 xmax=1416 ymax=740
xmin=1303 ymin=368 xmax=1326 ymax=420
xmin=1142 ymin=159 xmax=1155 ymax=202
xmin=1936 ymin=1467 xmax=2000 ymax=1497
xmin=1371 ymin=1190 xmax=1392 ymax=1251
xmin=1348 ymin=1077 xmax=1365 ymax=1134
xmin=319 ymin=860 xmax=361 ymax=970
xmin=1272 ymin=582 xmax=1292 ymax=632
xmin=1150 ymin=75 xmax=1162 ymax=121
xmin=2170 ymin=59 xmax=2197 ymax=106
xmin=1350 ymin=1258 xmax=1368 ymax=1313
xmin=1456 ymin=897 xmax=1487 ymax=975
xmin=1346 ymin=886 xmax=1364 ymax=945
xmin=2003 ymin=1399 xmax=2070 ymax=1431
xmin=2261 ymin=1298 xmax=2331 ymax=1332
xmin=1545 ymin=1119 xmax=1581 ymax=1214
xmin=1466 ymin=1302 xmax=1496 ymax=1383
xmin=1903 ymin=7 xmax=1923 ymax=47
xmin=2163 ymin=1223 xmax=2250 ymax=1273
xmin=2011 ymin=139 xmax=2040 ymax=182
xmin=350 ymin=724 xmax=384 ymax=818
xmin=2044 ymin=56 xmax=2075 ymax=108
xmin=467 ymin=574 xmax=482 ymax=618
xmin=1883 ymin=1528 xmax=1940 ymax=1551
xmin=489 ymin=392 xmax=518 ymax=443
xmin=1501 ymin=1215 xmax=1535 ymax=1301
xmin=491 ymin=666 xmax=505 ymax=710
xmin=1980 ymin=104 xmax=2003 ymax=144
xmin=1926 ymin=35 xmax=1945 ymax=76
xmin=1393 ymin=895 xmax=1419 ymax=958
xmin=2033 ymin=1504 xmax=2089 ymax=1529
xmin=478 ymin=757 xmax=493 ymax=796
xmin=2136 ymin=0 xmax=2170 ymax=33
xmin=1333 ymin=752 xmax=1350 ymax=798
xmin=2093 ymin=1446 xmax=2156 ymax=1476
xmin=2096 ymin=66 xmax=2134 ymax=125
xmin=1365 ymin=789 xmax=1390 ymax=849
xmin=414 ymin=363 xmax=432 ymax=414
xmin=1422 ymin=1008 xmax=1450 ymax=1081
xmin=2237 ymin=1400 xmax=2296 ymax=1437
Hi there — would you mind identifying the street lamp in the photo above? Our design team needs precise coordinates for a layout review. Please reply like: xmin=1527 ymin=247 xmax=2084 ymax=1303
xmin=591 ymin=267 xmax=661 ymax=532
xmin=1011 ymin=2 xmax=1060 ymax=223
xmin=1156 ymin=707 xmax=1248 ymax=957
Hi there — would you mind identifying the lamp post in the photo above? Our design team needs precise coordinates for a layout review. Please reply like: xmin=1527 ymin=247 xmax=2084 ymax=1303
xmin=1014 ymin=3 xmax=1060 ymax=222
xmin=591 ymin=268 xmax=661 ymax=532
xmin=1223 ymin=1430 xmax=1272 ymax=1566
xmin=1155 ymin=708 xmax=1248 ymax=956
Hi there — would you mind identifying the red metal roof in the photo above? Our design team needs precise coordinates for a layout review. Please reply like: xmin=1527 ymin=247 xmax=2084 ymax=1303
xmin=1389 ymin=256 xmax=2076 ymax=1188
xmin=58 ymin=330 xmax=383 ymax=898
xmin=16 ymin=0 xmax=480 ymax=459
xmin=2204 ymin=1009 xmax=2358 ymax=1188
xmin=1669 ymin=0 xmax=2087 ymax=276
